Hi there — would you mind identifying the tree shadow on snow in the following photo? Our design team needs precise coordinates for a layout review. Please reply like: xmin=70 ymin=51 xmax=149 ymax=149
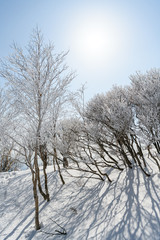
xmin=0 ymin=171 xmax=52 ymax=240
xmin=39 ymin=167 xmax=160 ymax=240
xmin=1 ymin=168 xmax=159 ymax=240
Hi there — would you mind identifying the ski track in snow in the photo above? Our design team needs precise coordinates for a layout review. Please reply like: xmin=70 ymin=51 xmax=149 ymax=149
xmin=0 ymin=165 xmax=160 ymax=240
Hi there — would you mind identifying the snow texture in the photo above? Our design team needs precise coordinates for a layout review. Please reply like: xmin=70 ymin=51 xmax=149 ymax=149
xmin=0 ymin=164 xmax=160 ymax=240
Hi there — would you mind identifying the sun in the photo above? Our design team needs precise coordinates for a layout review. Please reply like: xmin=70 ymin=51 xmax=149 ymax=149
xmin=77 ymin=22 xmax=108 ymax=59
xmin=68 ymin=11 xmax=124 ymax=68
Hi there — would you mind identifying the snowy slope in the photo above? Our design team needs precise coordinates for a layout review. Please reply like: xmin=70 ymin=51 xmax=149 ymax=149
xmin=0 ymin=163 xmax=160 ymax=240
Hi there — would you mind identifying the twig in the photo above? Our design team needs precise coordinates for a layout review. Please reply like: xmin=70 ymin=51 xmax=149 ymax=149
xmin=50 ymin=219 xmax=67 ymax=235
xmin=40 ymin=219 xmax=67 ymax=237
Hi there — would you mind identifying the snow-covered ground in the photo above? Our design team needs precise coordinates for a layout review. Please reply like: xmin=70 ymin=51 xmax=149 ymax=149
xmin=0 ymin=163 xmax=160 ymax=240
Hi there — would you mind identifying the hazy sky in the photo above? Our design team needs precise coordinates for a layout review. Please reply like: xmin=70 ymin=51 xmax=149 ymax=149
xmin=0 ymin=0 xmax=160 ymax=100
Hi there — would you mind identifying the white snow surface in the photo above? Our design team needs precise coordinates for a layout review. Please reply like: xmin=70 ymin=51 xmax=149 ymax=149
xmin=0 ymin=164 xmax=160 ymax=240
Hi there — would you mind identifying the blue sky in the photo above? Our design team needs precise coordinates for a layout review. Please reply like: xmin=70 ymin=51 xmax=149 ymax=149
xmin=0 ymin=0 xmax=160 ymax=100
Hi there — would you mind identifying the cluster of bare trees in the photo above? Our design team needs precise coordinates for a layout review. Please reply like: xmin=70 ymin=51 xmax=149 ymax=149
xmin=0 ymin=28 xmax=160 ymax=230
xmin=56 ymin=76 xmax=160 ymax=184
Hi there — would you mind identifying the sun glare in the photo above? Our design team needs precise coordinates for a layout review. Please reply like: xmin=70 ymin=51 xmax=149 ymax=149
xmin=78 ymin=22 xmax=108 ymax=58
xmin=68 ymin=10 xmax=125 ymax=68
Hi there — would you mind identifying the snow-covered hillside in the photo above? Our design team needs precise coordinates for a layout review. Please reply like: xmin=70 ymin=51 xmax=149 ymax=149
xmin=0 ymin=163 xmax=160 ymax=240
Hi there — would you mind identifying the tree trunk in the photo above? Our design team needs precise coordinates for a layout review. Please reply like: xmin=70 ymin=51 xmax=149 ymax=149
xmin=37 ymin=166 xmax=48 ymax=201
xmin=43 ymin=164 xmax=50 ymax=201
xmin=117 ymin=139 xmax=132 ymax=168
xmin=54 ymin=148 xmax=65 ymax=185
xmin=53 ymin=156 xmax=56 ymax=171
xmin=39 ymin=144 xmax=50 ymax=201
xmin=148 ymin=146 xmax=160 ymax=172
xmin=32 ymin=149 xmax=41 ymax=230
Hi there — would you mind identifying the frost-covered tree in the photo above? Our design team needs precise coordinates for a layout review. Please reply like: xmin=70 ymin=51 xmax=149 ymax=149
xmin=0 ymin=88 xmax=18 ymax=171
xmin=85 ymin=86 xmax=150 ymax=176
xmin=45 ymin=95 xmax=73 ymax=184
xmin=129 ymin=69 xmax=160 ymax=170
xmin=55 ymin=117 xmax=113 ymax=182
xmin=0 ymin=28 xmax=75 ymax=230
xmin=85 ymin=87 xmax=132 ymax=166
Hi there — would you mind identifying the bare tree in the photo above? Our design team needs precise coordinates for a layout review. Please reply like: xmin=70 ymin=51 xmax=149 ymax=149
xmin=129 ymin=69 xmax=160 ymax=171
xmin=0 ymin=88 xmax=19 ymax=171
xmin=0 ymin=28 xmax=75 ymax=230
xmin=84 ymin=86 xmax=150 ymax=176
